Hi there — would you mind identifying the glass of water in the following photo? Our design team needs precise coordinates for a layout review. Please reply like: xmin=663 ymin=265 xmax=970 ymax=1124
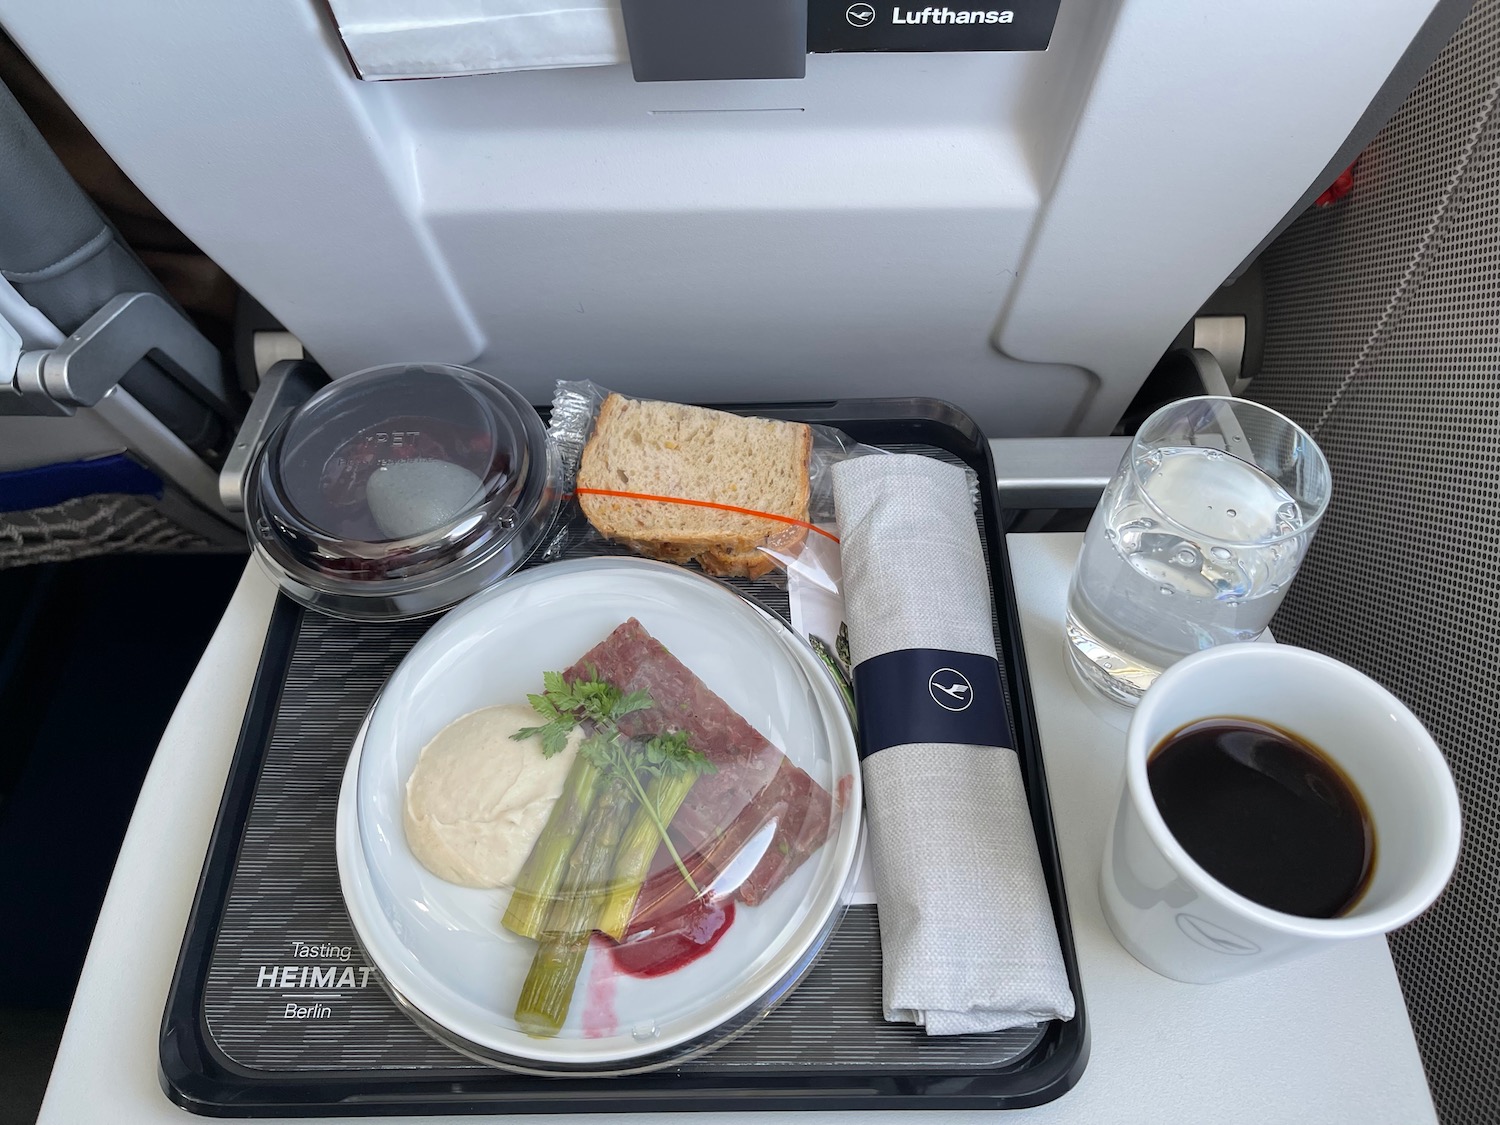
xmin=1066 ymin=396 xmax=1331 ymax=707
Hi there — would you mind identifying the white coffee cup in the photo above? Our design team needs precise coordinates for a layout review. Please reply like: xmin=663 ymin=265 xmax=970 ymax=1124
xmin=1100 ymin=643 xmax=1461 ymax=984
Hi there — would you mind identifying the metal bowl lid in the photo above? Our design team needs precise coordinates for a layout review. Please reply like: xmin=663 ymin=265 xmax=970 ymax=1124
xmin=245 ymin=363 xmax=559 ymax=619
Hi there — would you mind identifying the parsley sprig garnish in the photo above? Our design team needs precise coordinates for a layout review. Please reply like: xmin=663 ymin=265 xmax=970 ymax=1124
xmin=514 ymin=669 xmax=652 ymax=757
xmin=514 ymin=665 xmax=714 ymax=893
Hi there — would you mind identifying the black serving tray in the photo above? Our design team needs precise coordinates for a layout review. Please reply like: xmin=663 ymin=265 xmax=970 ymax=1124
xmin=160 ymin=397 xmax=1088 ymax=1115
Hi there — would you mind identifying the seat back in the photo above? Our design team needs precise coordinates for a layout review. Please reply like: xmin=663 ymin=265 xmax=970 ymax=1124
xmin=1251 ymin=3 xmax=1500 ymax=1119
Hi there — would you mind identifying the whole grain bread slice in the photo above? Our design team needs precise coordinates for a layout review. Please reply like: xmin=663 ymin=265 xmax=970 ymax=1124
xmin=698 ymin=527 xmax=807 ymax=579
xmin=577 ymin=394 xmax=812 ymax=576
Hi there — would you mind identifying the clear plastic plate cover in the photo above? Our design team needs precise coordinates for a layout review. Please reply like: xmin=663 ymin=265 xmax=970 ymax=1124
xmin=335 ymin=558 xmax=863 ymax=1074
xmin=245 ymin=362 xmax=560 ymax=620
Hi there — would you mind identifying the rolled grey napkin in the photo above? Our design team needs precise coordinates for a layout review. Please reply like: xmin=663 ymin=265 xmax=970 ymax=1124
xmin=832 ymin=453 xmax=1075 ymax=1035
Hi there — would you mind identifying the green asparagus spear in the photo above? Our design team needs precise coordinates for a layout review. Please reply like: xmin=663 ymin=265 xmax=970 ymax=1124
xmin=507 ymin=666 xmax=718 ymax=1032
xmin=510 ymin=668 xmax=714 ymax=908
xmin=597 ymin=769 xmax=699 ymax=941
xmin=581 ymin=729 xmax=709 ymax=897
xmin=506 ymin=669 xmax=640 ymax=940
xmin=515 ymin=780 xmax=637 ymax=1037
xmin=501 ymin=754 xmax=603 ymax=940
xmin=514 ymin=934 xmax=588 ymax=1039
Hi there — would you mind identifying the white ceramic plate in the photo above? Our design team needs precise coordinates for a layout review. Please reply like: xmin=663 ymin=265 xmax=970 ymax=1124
xmin=335 ymin=557 xmax=862 ymax=1073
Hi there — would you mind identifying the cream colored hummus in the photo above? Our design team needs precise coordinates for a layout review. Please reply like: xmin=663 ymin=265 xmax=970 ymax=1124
xmin=403 ymin=704 xmax=580 ymax=888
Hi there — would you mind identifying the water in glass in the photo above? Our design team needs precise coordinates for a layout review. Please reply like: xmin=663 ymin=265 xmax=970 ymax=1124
xmin=1067 ymin=444 xmax=1308 ymax=705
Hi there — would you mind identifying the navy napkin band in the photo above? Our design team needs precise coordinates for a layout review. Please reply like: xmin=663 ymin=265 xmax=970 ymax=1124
xmin=852 ymin=647 xmax=1012 ymax=760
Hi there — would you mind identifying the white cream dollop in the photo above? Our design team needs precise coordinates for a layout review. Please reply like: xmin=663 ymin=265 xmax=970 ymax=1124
xmin=403 ymin=703 xmax=580 ymax=888
xmin=367 ymin=459 xmax=484 ymax=540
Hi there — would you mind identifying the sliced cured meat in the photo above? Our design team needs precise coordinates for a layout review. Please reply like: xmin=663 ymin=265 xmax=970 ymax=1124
xmin=565 ymin=618 xmax=834 ymax=910
xmin=736 ymin=763 xmax=811 ymax=906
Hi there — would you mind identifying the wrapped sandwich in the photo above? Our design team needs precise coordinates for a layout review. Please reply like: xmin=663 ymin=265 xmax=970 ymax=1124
xmin=550 ymin=382 xmax=872 ymax=581
xmin=575 ymin=394 xmax=813 ymax=579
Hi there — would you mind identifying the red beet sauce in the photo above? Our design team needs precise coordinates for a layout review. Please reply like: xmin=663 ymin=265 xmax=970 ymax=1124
xmin=581 ymin=935 xmax=619 ymax=1038
xmin=611 ymin=866 xmax=736 ymax=979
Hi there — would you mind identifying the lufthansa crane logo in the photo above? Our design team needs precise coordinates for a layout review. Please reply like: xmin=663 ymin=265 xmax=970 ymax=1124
xmin=928 ymin=668 xmax=974 ymax=712
xmin=846 ymin=3 xmax=877 ymax=27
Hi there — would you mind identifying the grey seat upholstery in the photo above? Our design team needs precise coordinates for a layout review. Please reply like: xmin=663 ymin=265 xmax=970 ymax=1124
xmin=0 ymin=76 xmax=245 ymax=562
xmin=0 ymin=80 xmax=240 ymax=462
xmin=1250 ymin=1 xmax=1500 ymax=1119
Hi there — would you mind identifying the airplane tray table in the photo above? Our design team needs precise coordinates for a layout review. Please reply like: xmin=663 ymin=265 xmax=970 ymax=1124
xmin=158 ymin=399 xmax=1089 ymax=1116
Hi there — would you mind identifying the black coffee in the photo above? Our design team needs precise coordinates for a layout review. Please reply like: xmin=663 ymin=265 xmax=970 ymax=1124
xmin=1148 ymin=718 xmax=1375 ymax=919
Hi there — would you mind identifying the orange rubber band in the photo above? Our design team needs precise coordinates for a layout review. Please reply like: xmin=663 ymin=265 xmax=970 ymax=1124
xmin=572 ymin=486 xmax=840 ymax=543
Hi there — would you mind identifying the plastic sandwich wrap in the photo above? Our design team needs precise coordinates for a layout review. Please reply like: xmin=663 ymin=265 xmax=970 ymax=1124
xmin=548 ymin=379 xmax=883 ymax=570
